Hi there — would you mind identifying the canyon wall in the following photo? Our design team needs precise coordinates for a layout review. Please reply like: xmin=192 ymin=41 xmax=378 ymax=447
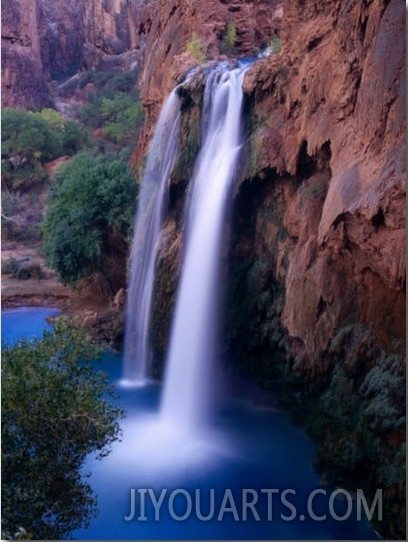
xmin=1 ymin=0 xmax=142 ymax=108
xmin=1 ymin=0 xmax=51 ymax=108
xmin=239 ymin=0 xmax=405 ymax=367
xmin=146 ymin=0 xmax=405 ymax=538
xmin=131 ymin=0 xmax=283 ymax=171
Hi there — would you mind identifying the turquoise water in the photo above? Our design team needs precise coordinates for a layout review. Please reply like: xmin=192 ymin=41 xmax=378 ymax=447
xmin=1 ymin=306 xmax=60 ymax=345
xmin=1 ymin=308 xmax=378 ymax=540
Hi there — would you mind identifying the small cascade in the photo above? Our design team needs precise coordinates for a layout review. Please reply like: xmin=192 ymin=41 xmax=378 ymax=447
xmin=122 ymin=89 xmax=181 ymax=385
xmin=160 ymin=63 xmax=247 ymax=431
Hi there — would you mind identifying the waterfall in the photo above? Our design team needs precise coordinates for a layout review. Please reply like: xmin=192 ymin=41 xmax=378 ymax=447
xmin=122 ymin=89 xmax=181 ymax=385
xmin=161 ymin=63 xmax=247 ymax=430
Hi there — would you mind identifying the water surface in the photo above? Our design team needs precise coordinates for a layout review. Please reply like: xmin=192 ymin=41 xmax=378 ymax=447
xmin=1 ymin=308 xmax=377 ymax=540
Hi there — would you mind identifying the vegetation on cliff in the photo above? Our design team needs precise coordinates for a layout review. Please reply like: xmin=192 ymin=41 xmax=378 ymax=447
xmin=43 ymin=152 xmax=136 ymax=291
xmin=1 ymin=318 xmax=124 ymax=540
xmin=76 ymin=70 xmax=144 ymax=152
xmin=2 ymin=68 xmax=143 ymax=302
xmin=185 ymin=32 xmax=208 ymax=65
xmin=1 ymin=108 xmax=84 ymax=192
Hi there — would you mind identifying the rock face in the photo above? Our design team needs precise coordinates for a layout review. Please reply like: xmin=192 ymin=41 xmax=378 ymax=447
xmin=131 ymin=0 xmax=283 ymax=173
xmin=138 ymin=0 xmax=282 ymax=108
xmin=1 ymin=0 xmax=142 ymax=108
xmin=1 ymin=0 xmax=52 ymax=108
xmin=147 ymin=0 xmax=405 ymax=538
xmin=81 ymin=0 xmax=142 ymax=71
xmin=228 ymin=0 xmax=405 ymax=538
xmin=240 ymin=0 xmax=405 ymax=367
xmin=1 ymin=0 xmax=282 ymax=110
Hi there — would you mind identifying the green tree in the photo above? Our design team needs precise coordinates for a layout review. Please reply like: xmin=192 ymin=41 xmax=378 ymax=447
xmin=1 ymin=108 xmax=85 ymax=191
xmin=37 ymin=108 xmax=85 ymax=155
xmin=221 ymin=21 xmax=237 ymax=54
xmin=100 ymin=93 xmax=144 ymax=145
xmin=78 ymin=70 xmax=140 ymax=137
xmin=1 ymin=318 xmax=124 ymax=540
xmin=186 ymin=32 xmax=207 ymax=64
xmin=61 ymin=119 xmax=85 ymax=155
xmin=269 ymin=36 xmax=281 ymax=54
xmin=43 ymin=151 xmax=137 ymax=289
xmin=1 ymin=108 xmax=55 ymax=165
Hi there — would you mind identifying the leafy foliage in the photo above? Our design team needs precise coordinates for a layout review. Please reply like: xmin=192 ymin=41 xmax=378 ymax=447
xmin=100 ymin=93 xmax=144 ymax=144
xmin=1 ymin=108 xmax=85 ymax=191
xmin=78 ymin=70 xmax=143 ymax=148
xmin=78 ymin=70 xmax=137 ymax=96
xmin=360 ymin=354 xmax=406 ymax=433
xmin=220 ymin=21 xmax=237 ymax=54
xmin=1 ymin=318 xmax=124 ymax=540
xmin=269 ymin=36 xmax=281 ymax=54
xmin=42 ymin=151 xmax=137 ymax=288
xmin=186 ymin=32 xmax=207 ymax=64
xmin=1 ymin=257 xmax=44 ymax=279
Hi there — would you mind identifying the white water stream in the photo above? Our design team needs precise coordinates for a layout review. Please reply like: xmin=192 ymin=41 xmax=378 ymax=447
xmin=161 ymin=63 xmax=247 ymax=431
xmin=122 ymin=89 xmax=181 ymax=385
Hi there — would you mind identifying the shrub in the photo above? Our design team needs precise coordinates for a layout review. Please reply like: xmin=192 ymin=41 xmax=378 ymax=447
xmin=79 ymin=70 xmax=141 ymax=139
xmin=14 ymin=263 xmax=44 ymax=280
xmin=1 ymin=258 xmax=44 ymax=279
xmin=79 ymin=70 xmax=137 ymax=95
xmin=100 ymin=93 xmax=144 ymax=144
xmin=360 ymin=354 xmax=406 ymax=433
xmin=1 ymin=108 xmax=85 ymax=191
xmin=186 ymin=32 xmax=207 ymax=64
xmin=221 ymin=21 xmax=237 ymax=54
xmin=269 ymin=36 xmax=281 ymax=54
xmin=1 ymin=318 xmax=124 ymax=539
xmin=43 ymin=151 xmax=137 ymax=289
xmin=1 ymin=257 xmax=20 ymax=276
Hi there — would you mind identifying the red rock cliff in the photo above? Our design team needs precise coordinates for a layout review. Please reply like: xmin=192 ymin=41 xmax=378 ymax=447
xmin=126 ymin=0 xmax=282 ymax=172
xmin=1 ymin=0 xmax=142 ymax=108
xmin=143 ymin=1 xmax=405 ymax=538
xmin=242 ymin=0 xmax=405 ymax=363
xmin=229 ymin=0 xmax=405 ymax=537
xmin=1 ymin=0 xmax=51 ymax=108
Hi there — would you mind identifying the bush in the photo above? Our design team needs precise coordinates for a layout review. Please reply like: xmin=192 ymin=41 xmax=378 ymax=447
xmin=78 ymin=70 xmax=141 ymax=140
xmin=79 ymin=70 xmax=137 ymax=95
xmin=360 ymin=354 xmax=406 ymax=433
xmin=100 ymin=93 xmax=144 ymax=145
xmin=15 ymin=263 xmax=44 ymax=280
xmin=186 ymin=32 xmax=207 ymax=64
xmin=1 ymin=108 xmax=85 ymax=191
xmin=269 ymin=36 xmax=281 ymax=54
xmin=221 ymin=21 xmax=237 ymax=54
xmin=1 ymin=108 xmax=56 ymax=166
xmin=1 ymin=318 xmax=124 ymax=539
xmin=1 ymin=258 xmax=44 ymax=279
xmin=1 ymin=257 xmax=20 ymax=276
xmin=43 ymin=152 xmax=137 ymax=289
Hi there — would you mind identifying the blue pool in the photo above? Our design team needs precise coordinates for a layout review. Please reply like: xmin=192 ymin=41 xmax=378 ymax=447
xmin=1 ymin=308 xmax=378 ymax=540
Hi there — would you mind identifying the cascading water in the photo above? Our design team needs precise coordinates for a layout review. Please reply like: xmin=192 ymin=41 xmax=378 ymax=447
xmin=122 ymin=89 xmax=181 ymax=385
xmin=161 ymin=63 xmax=247 ymax=431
